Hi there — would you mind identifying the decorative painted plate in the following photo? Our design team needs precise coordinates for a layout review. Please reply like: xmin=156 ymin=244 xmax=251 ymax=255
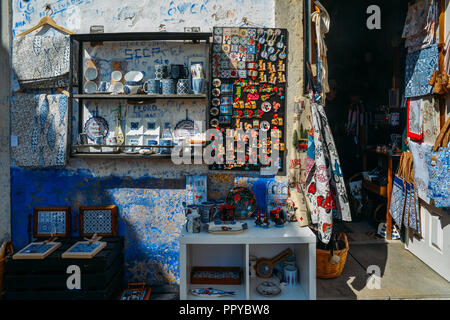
xmin=83 ymin=116 xmax=109 ymax=142
xmin=225 ymin=187 xmax=257 ymax=220
xmin=256 ymin=281 xmax=281 ymax=298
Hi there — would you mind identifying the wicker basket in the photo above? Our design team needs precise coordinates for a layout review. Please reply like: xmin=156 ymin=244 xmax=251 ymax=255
xmin=0 ymin=241 xmax=14 ymax=298
xmin=316 ymin=233 xmax=349 ymax=279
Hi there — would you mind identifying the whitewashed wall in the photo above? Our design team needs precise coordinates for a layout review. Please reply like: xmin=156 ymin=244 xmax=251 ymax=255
xmin=13 ymin=0 xmax=275 ymax=35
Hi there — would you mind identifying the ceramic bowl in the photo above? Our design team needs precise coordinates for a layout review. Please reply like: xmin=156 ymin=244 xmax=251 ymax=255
xmin=124 ymin=71 xmax=144 ymax=84
xmin=124 ymin=85 xmax=141 ymax=95
xmin=111 ymin=70 xmax=123 ymax=82
xmin=84 ymin=67 xmax=98 ymax=81
xmin=84 ymin=81 xmax=97 ymax=94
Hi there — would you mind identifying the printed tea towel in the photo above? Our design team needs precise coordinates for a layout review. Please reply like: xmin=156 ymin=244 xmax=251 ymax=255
xmin=408 ymin=140 xmax=433 ymax=203
xmin=11 ymin=92 xmax=68 ymax=168
xmin=405 ymin=44 xmax=438 ymax=98
xmin=13 ymin=33 xmax=71 ymax=89
xmin=305 ymin=101 xmax=351 ymax=244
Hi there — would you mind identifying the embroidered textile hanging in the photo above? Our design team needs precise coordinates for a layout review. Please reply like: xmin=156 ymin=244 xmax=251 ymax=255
xmin=11 ymin=93 xmax=69 ymax=168
xmin=404 ymin=44 xmax=438 ymax=98
xmin=305 ymin=101 xmax=351 ymax=244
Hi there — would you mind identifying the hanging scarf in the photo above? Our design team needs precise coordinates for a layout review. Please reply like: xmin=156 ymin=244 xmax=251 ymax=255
xmin=305 ymin=100 xmax=352 ymax=244
xmin=311 ymin=1 xmax=330 ymax=96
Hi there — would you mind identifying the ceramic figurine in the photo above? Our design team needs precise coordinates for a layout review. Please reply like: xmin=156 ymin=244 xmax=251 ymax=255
xmin=263 ymin=212 xmax=270 ymax=228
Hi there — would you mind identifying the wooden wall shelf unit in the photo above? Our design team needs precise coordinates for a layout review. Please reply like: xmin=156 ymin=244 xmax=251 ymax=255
xmin=68 ymin=32 xmax=212 ymax=159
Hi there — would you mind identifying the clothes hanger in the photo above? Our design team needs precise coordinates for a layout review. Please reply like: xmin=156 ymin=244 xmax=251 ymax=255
xmin=15 ymin=5 xmax=74 ymax=38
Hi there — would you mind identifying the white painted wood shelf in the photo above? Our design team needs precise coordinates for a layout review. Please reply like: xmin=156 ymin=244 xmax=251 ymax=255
xmin=179 ymin=222 xmax=317 ymax=300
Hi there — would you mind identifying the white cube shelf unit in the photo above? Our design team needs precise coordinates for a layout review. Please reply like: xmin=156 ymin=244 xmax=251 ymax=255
xmin=179 ymin=223 xmax=317 ymax=300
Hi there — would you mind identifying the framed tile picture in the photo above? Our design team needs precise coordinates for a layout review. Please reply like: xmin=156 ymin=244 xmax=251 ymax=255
xmin=13 ymin=242 xmax=61 ymax=260
xmin=79 ymin=205 xmax=118 ymax=237
xmin=61 ymin=241 xmax=107 ymax=259
xmin=33 ymin=207 xmax=71 ymax=238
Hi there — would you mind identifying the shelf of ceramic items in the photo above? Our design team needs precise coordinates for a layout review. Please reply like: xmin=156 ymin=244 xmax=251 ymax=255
xmin=71 ymin=32 xmax=212 ymax=43
xmin=72 ymin=94 xmax=208 ymax=100
xmin=71 ymin=153 xmax=175 ymax=159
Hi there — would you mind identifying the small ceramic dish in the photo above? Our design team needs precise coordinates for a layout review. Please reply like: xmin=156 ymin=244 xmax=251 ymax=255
xmin=84 ymin=67 xmax=98 ymax=81
xmin=112 ymin=82 xmax=124 ymax=94
xmin=111 ymin=70 xmax=123 ymax=82
xmin=84 ymin=81 xmax=97 ymax=94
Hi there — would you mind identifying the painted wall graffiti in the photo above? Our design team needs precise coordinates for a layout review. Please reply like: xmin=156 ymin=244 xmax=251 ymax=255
xmin=10 ymin=0 xmax=276 ymax=285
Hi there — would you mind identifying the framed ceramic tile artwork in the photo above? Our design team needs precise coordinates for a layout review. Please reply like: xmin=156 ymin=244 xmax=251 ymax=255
xmin=13 ymin=242 xmax=61 ymax=260
xmin=119 ymin=283 xmax=152 ymax=300
xmin=61 ymin=241 xmax=107 ymax=259
xmin=79 ymin=205 xmax=118 ymax=237
xmin=33 ymin=207 xmax=71 ymax=238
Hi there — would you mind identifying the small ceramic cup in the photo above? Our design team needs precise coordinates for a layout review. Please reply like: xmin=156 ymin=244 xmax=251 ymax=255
xmin=112 ymin=82 xmax=124 ymax=94
xmin=143 ymin=79 xmax=161 ymax=94
xmin=176 ymin=79 xmax=191 ymax=95
xmin=161 ymin=79 xmax=175 ymax=94
xmin=192 ymin=78 xmax=204 ymax=94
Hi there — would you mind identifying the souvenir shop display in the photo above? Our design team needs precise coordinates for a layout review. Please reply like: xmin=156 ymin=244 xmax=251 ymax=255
xmin=119 ymin=283 xmax=152 ymax=300
xmin=190 ymin=267 xmax=242 ymax=285
xmin=209 ymin=27 xmax=288 ymax=172
xmin=33 ymin=207 xmax=71 ymax=238
xmin=13 ymin=241 xmax=61 ymax=260
xmin=225 ymin=187 xmax=257 ymax=219
xmin=191 ymin=288 xmax=236 ymax=298
xmin=78 ymin=205 xmax=118 ymax=237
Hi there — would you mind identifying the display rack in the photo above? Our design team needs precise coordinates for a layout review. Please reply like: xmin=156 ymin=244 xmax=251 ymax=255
xmin=68 ymin=32 xmax=212 ymax=159
xmin=179 ymin=223 xmax=316 ymax=300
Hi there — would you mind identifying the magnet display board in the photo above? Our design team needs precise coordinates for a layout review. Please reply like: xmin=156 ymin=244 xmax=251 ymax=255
xmin=208 ymin=27 xmax=288 ymax=173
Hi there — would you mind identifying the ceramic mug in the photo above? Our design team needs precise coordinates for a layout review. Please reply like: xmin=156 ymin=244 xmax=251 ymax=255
xmin=161 ymin=79 xmax=176 ymax=94
xmin=143 ymin=79 xmax=161 ymax=94
xmin=84 ymin=81 xmax=97 ymax=94
xmin=176 ymin=79 xmax=191 ymax=95
xmin=200 ymin=202 xmax=217 ymax=223
xmin=124 ymin=84 xmax=141 ymax=95
xmin=155 ymin=64 xmax=169 ymax=79
xmin=124 ymin=71 xmax=144 ymax=85
xmin=192 ymin=78 xmax=204 ymax=94
xmin=170 ymin=64 xmax=189 ymax=80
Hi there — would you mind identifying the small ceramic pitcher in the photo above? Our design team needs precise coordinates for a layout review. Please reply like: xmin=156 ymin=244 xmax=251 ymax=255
xmin=186 ymin=212 xmax=201 ymax=233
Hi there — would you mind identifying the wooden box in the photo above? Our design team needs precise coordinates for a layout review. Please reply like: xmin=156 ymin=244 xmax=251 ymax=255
xmin=190 ymin=266 xmax=242 ymax=285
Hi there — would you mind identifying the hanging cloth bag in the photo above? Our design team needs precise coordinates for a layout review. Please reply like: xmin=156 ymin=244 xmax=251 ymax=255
xmin=426 ymin=118 xmax=450 ymax=207
xmin=390 ymin=153 xmax=408 ymax=227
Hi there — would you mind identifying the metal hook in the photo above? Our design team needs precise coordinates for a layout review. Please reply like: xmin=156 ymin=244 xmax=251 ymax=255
xmin=44 ymin=3 xmax=53 ymax=17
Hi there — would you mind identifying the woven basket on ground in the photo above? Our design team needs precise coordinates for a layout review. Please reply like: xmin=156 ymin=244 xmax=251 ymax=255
xmin=0 ymin=241 xmax=14 ymax=298
xmin=316 ymin=232 xmax=349 ymax=279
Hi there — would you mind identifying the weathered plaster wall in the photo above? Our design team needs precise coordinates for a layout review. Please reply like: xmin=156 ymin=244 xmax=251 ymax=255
xmin=10 ymin=0 xmax=304 ymax=286
xmin=0 ymin=0 xmax=11 ymax=243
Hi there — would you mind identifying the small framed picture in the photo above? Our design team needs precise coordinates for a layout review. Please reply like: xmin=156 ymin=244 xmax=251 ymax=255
xmin=79 ymin=205 xmax=118 ymax=237
xmin=119 ymin=283 xmax=152 ymax=300
xmin=61 ymin=241 xmax=107 ymax=259
xmin=13 ymin=242 xmax=61 ymax=260
xmin=33 ymin=207 xmax=71 ymax=238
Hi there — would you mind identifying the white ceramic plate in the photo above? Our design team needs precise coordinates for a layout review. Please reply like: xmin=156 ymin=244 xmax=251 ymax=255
xmin=111 ymin=70 xmax=123 ymax=82
xmin=84 ymin=67 xmax=98 ymax=81
xmin=84 ymin=81 xmax=97 ymax=94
